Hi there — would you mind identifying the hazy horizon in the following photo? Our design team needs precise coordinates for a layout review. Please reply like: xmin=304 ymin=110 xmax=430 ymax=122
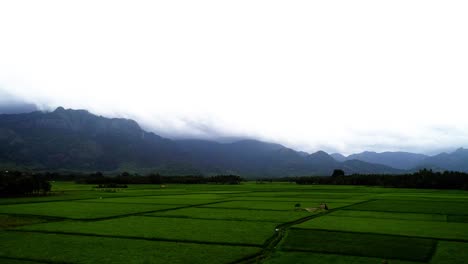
xmin=1 ymin=1 xmax=467 ymax=155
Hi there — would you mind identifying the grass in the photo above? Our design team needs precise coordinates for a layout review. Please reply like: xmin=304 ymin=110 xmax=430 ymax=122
xmin=17 ymin=216 xmax=276 ymax=245
xmin=263 ymin=251 xmax=422 ymax=264
xmin=0 ymin=231 xmax=260 ymax=264
xmin=294 ymin=214 xmax=468 ymax=240
xmin=329 ymin=210 xmax=448 ymax=222
xmin=430 ymin=241 xmax=468 ymax=264
xmin=0 ymin=215 xmax=46 ymax=229
xmin=0 ymin=258 xmax=44 ymax=264
xmin=0 ymin=201 xmax=185 ymax=219
xmin=281 ymin=228 xmax=435 ymax=262
xmin=201 ymin=200 xmax=351 ymax=211
xmin=2 ymin=181 xmax=468 ymax=263
xmin=344 ymin=199 xmax=468 ymax=215
xmin=447 ymin=215 xmax=468 ymax=223
xmin=75 ymin=196 xmax=213 ymax=205
xmin=139 ymin=194 xmax=229 ymax=200
xmin=147 ymin=207 xmax=312 ymax=222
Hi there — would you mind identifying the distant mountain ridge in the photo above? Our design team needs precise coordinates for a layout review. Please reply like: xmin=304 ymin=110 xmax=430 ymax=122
xmin=0 ymin=107 xmax=406 ymax=177
xmin=1 ymin=107 xmax=466 ymax=175
xmin=331 ymin=149 xmax=468 ymax=172
xmin=0 ymin=107 xmax=189 ymax=173
xmin=347 ymin=151 xmax=428 ymax=170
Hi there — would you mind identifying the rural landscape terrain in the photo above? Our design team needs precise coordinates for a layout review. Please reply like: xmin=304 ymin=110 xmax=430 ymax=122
xmin=1 ymin=108 xmax=468 ymax=263
xmin=2 ymin=1 xmax=468 ymax=263
xmin=1 ymin=181 xmax=468 ymax=263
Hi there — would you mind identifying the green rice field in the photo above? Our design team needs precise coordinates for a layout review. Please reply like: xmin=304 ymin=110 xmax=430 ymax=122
xmin=1 ymin=182 xmax=467 ymax=263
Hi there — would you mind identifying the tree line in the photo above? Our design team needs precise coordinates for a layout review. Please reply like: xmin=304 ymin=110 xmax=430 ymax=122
xmin=291 ymin=169 xmax=468 ymax=190
xmin=75 ymin=172 xmax=244 ymax=185
xmin=1 ymin=170 xmax=52 ymax=197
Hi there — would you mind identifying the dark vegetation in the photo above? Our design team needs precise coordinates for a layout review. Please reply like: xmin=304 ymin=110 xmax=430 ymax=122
xmin=77 ymin=172 xmax=243 ymax=185
xmin=282 ymin=228 xmax=436 ymax=262
xmin=293 ymin=169 xmax=468 ymax=190
xmin=0 ymin=170 xmax=51 ymax=197
xmin=1 ymin=169 xmax=243 ymax=196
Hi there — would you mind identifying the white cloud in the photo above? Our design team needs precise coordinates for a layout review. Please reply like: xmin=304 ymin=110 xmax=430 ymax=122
xmin=0 ymin=0 xmax=467 ymax=154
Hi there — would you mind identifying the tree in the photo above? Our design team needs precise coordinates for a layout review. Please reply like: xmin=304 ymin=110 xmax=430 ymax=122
xmin=331 ymin=169 xmax=345 ymax=177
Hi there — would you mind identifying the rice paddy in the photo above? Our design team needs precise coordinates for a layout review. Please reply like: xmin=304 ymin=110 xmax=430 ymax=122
xmin=1 ymin=182 xmax=467 ymax=263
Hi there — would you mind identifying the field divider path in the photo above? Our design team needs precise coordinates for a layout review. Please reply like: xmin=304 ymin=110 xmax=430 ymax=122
xmin=1 ymin=199 xmax=234 ymax=222
xmin=5 ymin=229 xmax=263 ymax=248
xmin=88 ymin=199 xmax=234 ymax=221
xmin=289 ymin=227 xmax=468 ymax=244
xmin=0 ymin=190 xmax=236 ymax=205
xmin=141 ymin=214 xmax=280 ymax=223
xmin=196 ymin=206 xmax=289 ymax=212
xmin=231 ymin=199 xmax=377 ymax=264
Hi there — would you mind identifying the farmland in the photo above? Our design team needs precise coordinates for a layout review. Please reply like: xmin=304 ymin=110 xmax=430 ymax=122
xmin=1 ymin=182 xmax=468 ymax=263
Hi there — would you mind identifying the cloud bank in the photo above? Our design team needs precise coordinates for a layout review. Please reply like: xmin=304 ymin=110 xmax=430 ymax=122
xmin=0 ymin=1 xmax=467 ymax=154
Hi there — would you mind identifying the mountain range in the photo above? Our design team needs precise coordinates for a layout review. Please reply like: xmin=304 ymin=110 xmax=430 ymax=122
xmin=0 ymin=107 xmax=466 ymax=177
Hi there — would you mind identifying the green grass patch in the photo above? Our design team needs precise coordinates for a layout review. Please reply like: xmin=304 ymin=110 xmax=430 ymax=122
xmin=264 ymin=251 xmax=421 ymax=264
xmin=0 ymin=231 xmax=260 ymax=264
xmin=0 ymin=201 xmax=184 ymax=219
xmin=231 ymin=191 xmax=364 ymax=199
xmin=141 ymin=193 xmax=229 ymax=200
xmin=76 ymin=196 xmax=210 ymax=205
xmin=447 ymin=215 xmax=468 ymax=223
xmin=345 ymin=199 xmax=468 ymax=215
xmin=281 ymin=228 xmax=435 ymax=262
xmin=0 ymin=215 xmax=46 ymax=229
xmin=17 ymin=216 xmax=276 ymax=245
xmin=330 ymin=210 xmax=447 ymax=222
xmin=295 ymin=215 xmax=468 ymax=240
xmin=430 ymin=241 xmax=468 ymax=264
xmin=148 ymin=207 xmax=311 ymax=222
xmin=0 ymin=258 xmax=44 ymax=264
xmin=201 ymin=200 xmax=351 ymax=211
xmin=230 ymin=196 xmax=366 ymax=204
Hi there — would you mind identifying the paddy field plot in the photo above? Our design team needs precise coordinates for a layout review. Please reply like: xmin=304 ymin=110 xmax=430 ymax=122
xmin=328 ymin=209 xmax=448 ymax=222
xmin=344 ymin=199 xmax=468 ymax=215
xmin=17 ymin=215 xmax=277 ymax=245
xmin=75 ymin=196 xmax=218 ymax=205
xmin=1 ymin=182 xmax=468 ymax=264
xmin=0 ymin=231 xmax=259 ymax=264
xmin=264 ymin=251 xmax=422 ymax=264
xmin=148 ymin=207 xmax=311 ymax=222
xmin=430 ymin=241 xmax=468 ymax=264
xmin=280 ymin=228 xmax=435 ymax=262
xmin=294 ymin=214 xmax=468 ymax=240
xmin=0 ymin=201 xmax=187 ymax=219
xmin=201 ymin=200 xmax=352 ymax=211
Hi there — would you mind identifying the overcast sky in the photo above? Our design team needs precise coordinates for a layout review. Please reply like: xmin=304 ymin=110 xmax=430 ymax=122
xmin=0 ymin=1 xmax=467 ymax=155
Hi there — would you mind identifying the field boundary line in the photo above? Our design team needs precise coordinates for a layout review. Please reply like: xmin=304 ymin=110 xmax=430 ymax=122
xmin=426 ymin=240 xmax=439 ymax=262
xmin=86 ymin=200 xmax=231 ymax=221
xmin=0 ymin=256 xmax=73 ymax=264
xmin=197 ymin=206 xmax=291 ymax=212
xmin=0 ymin=212 xmax=70 ymax=221
xmin=5 ymin=229 xmax=263 ymax=248
xmin=322 ymin=214 xmax=448 ymax=222
xmin=290 ymin=227 xmax=468 ymax=243
xmin=339 ymin=208 xmax=468 ymax=217
xmin=279 ymin=248 xmax=428 ymax=263
xmin=232 ymin=199 xmax=377 ymax=264
xmin=141 ymin=215 xmax=281 ymax=223
xmin=0 ymin=191 xmax=234 ymax=205
xmin=0 ymin=200 xmax=231 ymax=222
xmin=73 ymin=200 xmax=192 ymax=206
